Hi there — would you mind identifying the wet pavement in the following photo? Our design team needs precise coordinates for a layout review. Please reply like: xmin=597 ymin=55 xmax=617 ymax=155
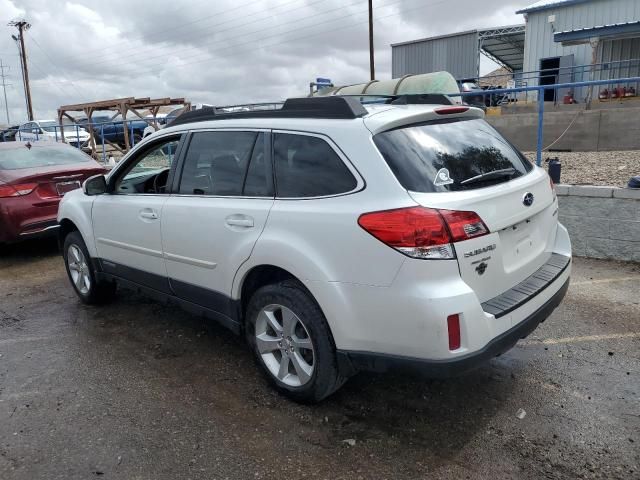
xmin=0 ymin=239 xmax=638 ymax=479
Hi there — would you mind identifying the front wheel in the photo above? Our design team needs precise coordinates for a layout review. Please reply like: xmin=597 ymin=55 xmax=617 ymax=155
xmin=63 ymin=231 xmax=116 ymax=304
xmin=246 ymin=280 xmax=346 ymax=403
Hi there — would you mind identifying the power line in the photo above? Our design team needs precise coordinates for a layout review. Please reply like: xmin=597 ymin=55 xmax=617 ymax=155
xmin=77 ymin=0 xmax=407 ymax=74
xmin=108 ymin=0 xmax=446 ymax=87
xmin=51 ymin=0 xmax=327 ymax=67
xmin=42 ymin=0 xmax=273 ymax=65
xmin=0 ymin=59 xmax=11 ymax=123
xmin=26 ymin=32 xmax=88 ymax=100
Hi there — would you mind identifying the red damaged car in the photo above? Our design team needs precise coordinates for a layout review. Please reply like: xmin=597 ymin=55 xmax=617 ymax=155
xmin=0 ymin=142 xmax=105 ymax=244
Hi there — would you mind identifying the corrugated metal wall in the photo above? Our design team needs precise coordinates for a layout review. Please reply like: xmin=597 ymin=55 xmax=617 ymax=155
xmin=523 ymin=0 xmax=640 ymax=77
xmin=391 ymin=31 xmax=479 ymax=79
xmin=597 ymin=37 xmax=640 ymax=79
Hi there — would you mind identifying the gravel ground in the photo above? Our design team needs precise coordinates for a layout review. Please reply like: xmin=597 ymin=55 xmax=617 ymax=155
xmin=524 ymin=150 xmax=640 ymax=187
xmin=1 ymin=239 xmax=639 ymax=479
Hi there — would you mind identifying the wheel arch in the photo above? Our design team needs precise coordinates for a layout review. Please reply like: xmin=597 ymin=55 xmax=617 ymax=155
xmin=238 ymin=264 xmax=301 ymax=320
xmin=57 ymin=218 xmax=79 ymax=249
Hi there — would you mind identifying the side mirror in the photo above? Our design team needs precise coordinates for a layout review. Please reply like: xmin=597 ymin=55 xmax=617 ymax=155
xmin=83 ymin=174 xmax=107 ymax=196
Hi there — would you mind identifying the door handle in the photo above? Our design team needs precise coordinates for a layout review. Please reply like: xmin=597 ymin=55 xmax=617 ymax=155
xmin=139 ymin=209 xmax=159 ymax=220
xmin=225 ymin=214 xmax=254 ymax=228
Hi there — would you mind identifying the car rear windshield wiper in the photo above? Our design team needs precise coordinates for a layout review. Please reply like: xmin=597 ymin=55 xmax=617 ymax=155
xmin=460 ymin=167 xmax=517 ymax=186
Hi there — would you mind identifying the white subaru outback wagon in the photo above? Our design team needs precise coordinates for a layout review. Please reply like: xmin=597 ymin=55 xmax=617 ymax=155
xmin=58 ymin=96 xmax=571 ymax=403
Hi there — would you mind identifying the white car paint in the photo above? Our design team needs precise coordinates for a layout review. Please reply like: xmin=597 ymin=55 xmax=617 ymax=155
xmin=17 ymin=119 xmax=90 ymax=145
xmin=58 ymin=102 xmax=571 ymax=366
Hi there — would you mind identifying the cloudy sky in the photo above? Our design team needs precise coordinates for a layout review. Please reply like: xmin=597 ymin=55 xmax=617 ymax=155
xmin=0 ymin=0 xmax=531 ymax=124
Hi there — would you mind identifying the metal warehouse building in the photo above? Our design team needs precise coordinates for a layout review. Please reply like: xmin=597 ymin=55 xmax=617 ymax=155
xmin=391 ymin=0 xmax=640 ymax=100
xmin=520 ymin=0 xmax=640 ymax=98
xmin=391 ymin=26 xmax=526 ymax=80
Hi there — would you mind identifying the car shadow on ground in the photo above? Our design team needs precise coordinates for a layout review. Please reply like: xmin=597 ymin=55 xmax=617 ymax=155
xmin=1 ymin=238 xmax=517 ymax=467
xmin=0 ymin=237 xmax=59 ymax=261
xmin=82 ymin=285 xmax=517 ymax=464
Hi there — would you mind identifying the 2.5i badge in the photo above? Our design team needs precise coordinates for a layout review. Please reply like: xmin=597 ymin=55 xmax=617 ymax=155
xmin=433 ymin=168 xmax=454 ymax=186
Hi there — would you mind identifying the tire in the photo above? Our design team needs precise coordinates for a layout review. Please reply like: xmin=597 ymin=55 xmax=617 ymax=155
xmin=63 ymin=231 xmax=116 ymax=305
xmin=245 ymin=280 xmax=346 ymax=403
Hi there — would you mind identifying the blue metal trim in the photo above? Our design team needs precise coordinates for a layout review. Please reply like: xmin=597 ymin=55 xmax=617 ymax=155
xmin=554 ymin=21 xmax=640 ymax=43
xmin=516 ymin=0 xmax=591 ymax=14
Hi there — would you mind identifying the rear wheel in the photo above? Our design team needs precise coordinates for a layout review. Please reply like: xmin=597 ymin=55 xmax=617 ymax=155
xmin=63 ymin=231 xmax=116 ymax=304
xmin=246 ymin=281 xmax=346 ymax=403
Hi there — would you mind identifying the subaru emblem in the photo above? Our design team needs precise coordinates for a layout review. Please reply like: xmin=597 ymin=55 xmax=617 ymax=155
xmin=522 ymin=192 xmax=534 ymax=207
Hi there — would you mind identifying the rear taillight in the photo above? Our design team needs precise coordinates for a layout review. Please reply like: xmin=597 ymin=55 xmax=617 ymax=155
xmin=549 ymin=176 xmax=557 ymax=201
xmin=439 ymin=210 xmax=488 ymax=242
xmin=0 ymin=183 xmax=37 ymax=198
xmin=358 ymin=207 xmax=489 ymax=260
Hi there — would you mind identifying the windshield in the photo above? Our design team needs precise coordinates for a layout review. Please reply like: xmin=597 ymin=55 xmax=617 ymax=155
xmin=0 ymin=145 xmax=91 ymax=170
xmin=373 ymin=118 xmax=533 ymax=192
xmin=39 ymin=121 xmax=59 ymax=132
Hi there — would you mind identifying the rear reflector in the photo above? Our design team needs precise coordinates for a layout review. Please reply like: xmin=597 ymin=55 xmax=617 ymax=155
xmin=434 ymin=106 xmax=469 ymax=115
xmin=358 ymin=207 xmax=489 ymax=260
xmin=0 ymin=183 xmax=37 ymax=198
xmin=447 ymin=314 xmax=461 ymax=350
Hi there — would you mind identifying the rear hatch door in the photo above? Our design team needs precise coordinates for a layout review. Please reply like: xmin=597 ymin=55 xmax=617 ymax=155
xmin=372 ymin=115 xmax=558 ymax=303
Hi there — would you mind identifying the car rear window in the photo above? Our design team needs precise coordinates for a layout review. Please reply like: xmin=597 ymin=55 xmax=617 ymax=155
xmin=0 ymin=145 xmax=91 ymax=170
xmin=373 ymin=118 xmax=533 ymax=192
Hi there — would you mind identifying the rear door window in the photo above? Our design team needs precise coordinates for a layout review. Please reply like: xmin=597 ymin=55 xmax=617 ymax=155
xmin=373 ymin=118 xmax=533 ymax=192
xmin=273 ymin=133 xmax=357 ymax=198
xmin=179 ymin=131 xmax=272 ymax=197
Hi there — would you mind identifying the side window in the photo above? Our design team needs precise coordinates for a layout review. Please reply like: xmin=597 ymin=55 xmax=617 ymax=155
xmin=179 ymin=131 xmax=270 ymax=197
xmin=242 ymin=134 xmax=273 ymax=197
xmin=116 ymin=137 xmax=180 ymax=194
xmin=273 ymin=133 xmax=357 ymax=198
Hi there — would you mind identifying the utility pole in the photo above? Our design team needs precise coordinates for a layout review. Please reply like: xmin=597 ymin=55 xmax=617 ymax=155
xmin=368 ymin=0 xmax=375 ymax=81
xmin=0 ymin=59 xmax=10 ymax=124
xmin=9 ymin=19 xmax=34 ymax=121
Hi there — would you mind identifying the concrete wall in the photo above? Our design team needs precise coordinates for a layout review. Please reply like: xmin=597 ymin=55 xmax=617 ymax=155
xmin=557 ymin=184 xmax=640 ymax=262
xmin=486 ymin=107 xmax=640 ymax=151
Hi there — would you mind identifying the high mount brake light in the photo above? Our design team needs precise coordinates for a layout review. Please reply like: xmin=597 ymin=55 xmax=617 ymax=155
xmin=358 ymin=207 xmax=489 ymax=260
xmin=0 ymin=183 xmax=37 ymax=198
xmin=434 ymin=106 xmax=469 ymax=115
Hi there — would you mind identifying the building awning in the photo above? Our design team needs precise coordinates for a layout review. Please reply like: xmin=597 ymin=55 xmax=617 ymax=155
xmin=478 ymin=25 xmax=526 ymax=72
xmin=554 ymin=21 xmax=640 ymax=45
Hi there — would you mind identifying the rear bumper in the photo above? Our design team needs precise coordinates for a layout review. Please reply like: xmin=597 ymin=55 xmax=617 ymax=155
xmin=0 ymin=198 xmax=60 ymax=243
xmin=337 ymin=277 xmax=569 ymax=377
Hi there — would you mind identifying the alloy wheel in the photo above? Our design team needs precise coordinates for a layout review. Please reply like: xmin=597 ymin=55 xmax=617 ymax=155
xmin=67 ymin=244 xmax=91 ymax=295
xmin=255 ymin=304 xmax=315 ymax=387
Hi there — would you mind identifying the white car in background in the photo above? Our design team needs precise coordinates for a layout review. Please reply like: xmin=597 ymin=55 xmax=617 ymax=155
xmin=17 ymin=119 xmax=90 ymax=148
xmin=142 ymin=108 xmax=186 ymax=138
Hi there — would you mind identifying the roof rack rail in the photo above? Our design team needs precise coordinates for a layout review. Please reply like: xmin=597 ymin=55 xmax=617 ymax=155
xmin=170 ymin=96 xmax=368 ymax=127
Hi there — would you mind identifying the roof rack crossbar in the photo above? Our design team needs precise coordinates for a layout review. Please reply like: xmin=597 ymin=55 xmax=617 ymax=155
xmin=170 ymin=96 xmax=368 ymax=127
xmin=169 ymin=94 xmax=455 ymax=127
